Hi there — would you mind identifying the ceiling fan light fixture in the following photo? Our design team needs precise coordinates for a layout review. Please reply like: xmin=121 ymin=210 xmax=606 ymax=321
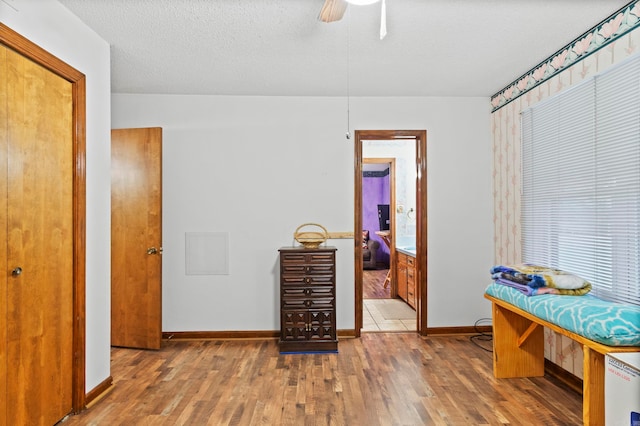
xmin=345 ymin=0 xmax=380 ymax=5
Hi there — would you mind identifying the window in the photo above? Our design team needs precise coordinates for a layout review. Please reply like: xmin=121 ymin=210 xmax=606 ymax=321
xmin=521 ymin=53 xmax=640 ymax=306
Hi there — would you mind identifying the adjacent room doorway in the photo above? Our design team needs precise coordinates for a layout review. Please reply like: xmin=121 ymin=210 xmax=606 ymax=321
xmin=354 ymin=130 xmax=427 ymax=337
xmin=361 ymin=158 xmax=417 ymax=332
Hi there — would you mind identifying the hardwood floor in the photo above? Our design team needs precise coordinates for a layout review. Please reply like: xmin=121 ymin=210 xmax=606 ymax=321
xmin=62 ymin=334 xmax=582 ymax=425
xmin=363 ymin=268 xmax=390 ymax=299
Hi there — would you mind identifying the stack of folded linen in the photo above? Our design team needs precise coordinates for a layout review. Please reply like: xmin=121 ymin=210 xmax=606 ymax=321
xmin=490 ymin=264 xmax=591 ymax=296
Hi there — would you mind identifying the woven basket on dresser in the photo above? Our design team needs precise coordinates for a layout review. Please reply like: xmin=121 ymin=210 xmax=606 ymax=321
xmin=293 ymin=223 xmax=328 ymax=248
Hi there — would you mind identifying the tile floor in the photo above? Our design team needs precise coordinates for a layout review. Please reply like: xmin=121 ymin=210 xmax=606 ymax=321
xmin=362 ymin=298 xmax=417 ymax=332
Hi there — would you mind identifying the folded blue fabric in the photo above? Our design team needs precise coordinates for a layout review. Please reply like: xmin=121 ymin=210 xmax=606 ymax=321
xmin=492 ymin=276 xmax=535 ymax=296
xmin=491 ymin=265 xmax=546 ymax=288
xmin=485 ymin=282 xmax=640 ymax=346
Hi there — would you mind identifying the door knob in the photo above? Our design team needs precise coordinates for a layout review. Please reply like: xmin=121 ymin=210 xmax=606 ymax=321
xmin=147 ymin=247 xmax=158 ymax=255
xmin=11 ymin=267 xmax=22 ymax=276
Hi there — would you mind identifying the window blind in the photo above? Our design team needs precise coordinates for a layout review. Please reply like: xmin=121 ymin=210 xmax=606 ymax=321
xmin=521 ymin=53 xmax=640 ymax=306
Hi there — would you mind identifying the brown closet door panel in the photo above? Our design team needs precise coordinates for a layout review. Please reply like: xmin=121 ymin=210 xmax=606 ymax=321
xmin=5 ymin=47 xmax=74 ymax=425
xmin=111 ymin=127 xmax=162 ymax=350
xmin=0 ymin=45 xmax=8 ymax=424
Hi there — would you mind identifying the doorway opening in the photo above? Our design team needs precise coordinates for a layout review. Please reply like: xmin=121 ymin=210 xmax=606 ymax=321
xmin=361 ymin=157 xmax=415 ymax=332
xmin=354 ymin=130 xmax=427 ymax=337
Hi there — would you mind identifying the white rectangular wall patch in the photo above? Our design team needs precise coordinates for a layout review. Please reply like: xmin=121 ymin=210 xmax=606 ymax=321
xmin=185 ymin=232 xmax=229 ymax=275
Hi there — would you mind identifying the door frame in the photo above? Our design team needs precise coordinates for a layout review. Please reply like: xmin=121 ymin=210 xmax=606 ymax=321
xmin=1 ymin=24 xmax=87 ymax=412
xmin=354 ymin=130 xmax=427 ymax=337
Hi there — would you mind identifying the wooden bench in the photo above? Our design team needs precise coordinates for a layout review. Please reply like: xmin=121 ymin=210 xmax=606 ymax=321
xmin=484 ymin=293 xmax=640 ymax=426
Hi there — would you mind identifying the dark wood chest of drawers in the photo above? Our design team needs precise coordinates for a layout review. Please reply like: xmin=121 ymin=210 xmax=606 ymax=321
xmin=278 ymin=247 xmax=338 ymax=353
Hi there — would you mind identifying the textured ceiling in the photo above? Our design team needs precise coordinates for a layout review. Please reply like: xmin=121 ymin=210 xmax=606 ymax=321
xmin=58 ymin=0 xmax=631 ymax=97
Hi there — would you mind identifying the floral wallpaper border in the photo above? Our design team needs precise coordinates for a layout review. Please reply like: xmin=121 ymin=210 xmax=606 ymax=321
xmin=490 ymin=1 xmax=640 ymax=112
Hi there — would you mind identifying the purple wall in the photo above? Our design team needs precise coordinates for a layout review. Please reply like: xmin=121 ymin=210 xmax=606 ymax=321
xmin=363 ymin=173 xmax=390 ymax=266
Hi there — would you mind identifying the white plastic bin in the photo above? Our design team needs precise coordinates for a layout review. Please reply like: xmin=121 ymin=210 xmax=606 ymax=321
xmin=605 ymin=352 xmax=640 ymax=426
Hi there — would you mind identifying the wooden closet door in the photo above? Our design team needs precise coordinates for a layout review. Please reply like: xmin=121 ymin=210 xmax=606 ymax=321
xmin=3 ymin=45 xmax=74 ymax=425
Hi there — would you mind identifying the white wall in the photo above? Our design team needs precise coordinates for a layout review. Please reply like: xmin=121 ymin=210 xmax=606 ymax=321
xmin=113 ymin=94 xmax=494 ymax=330
xmin=1 ymin=0 xmax=112 ymax=392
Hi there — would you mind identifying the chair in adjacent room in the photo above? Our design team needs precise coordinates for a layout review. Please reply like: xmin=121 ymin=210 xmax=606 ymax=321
xmin=362 ymin=230 xmax=380 ymax=270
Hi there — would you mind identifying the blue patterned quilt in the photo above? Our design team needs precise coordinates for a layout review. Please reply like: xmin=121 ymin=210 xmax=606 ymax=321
xmin=485 ymin=282 xmax=640 ymax=346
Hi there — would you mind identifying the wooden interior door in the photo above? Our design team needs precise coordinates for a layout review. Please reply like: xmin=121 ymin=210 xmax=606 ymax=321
xmin=111 ymin=127 xmax=163 ymax=349
xmin=2 ymin=44 xmax=74 ymax=425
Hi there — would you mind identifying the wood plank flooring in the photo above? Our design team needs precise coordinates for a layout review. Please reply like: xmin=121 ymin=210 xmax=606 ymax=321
xmin=364 ymin=268 xmax=390 ymax=299
xmin=61 ymin=334 xmax=582 ymax=425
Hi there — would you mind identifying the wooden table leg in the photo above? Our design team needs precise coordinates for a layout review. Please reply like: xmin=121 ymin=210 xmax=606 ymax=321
xmin=375 ymin=231 xmax=392 ymax=290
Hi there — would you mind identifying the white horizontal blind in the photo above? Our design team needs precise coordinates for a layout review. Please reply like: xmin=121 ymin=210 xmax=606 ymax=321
xmin=521 ymin=53 xmax=640 ymax=306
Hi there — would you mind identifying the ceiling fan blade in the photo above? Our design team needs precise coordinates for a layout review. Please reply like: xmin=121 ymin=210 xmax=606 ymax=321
xmin=318 ymin=0 xmax=348 ymax=23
